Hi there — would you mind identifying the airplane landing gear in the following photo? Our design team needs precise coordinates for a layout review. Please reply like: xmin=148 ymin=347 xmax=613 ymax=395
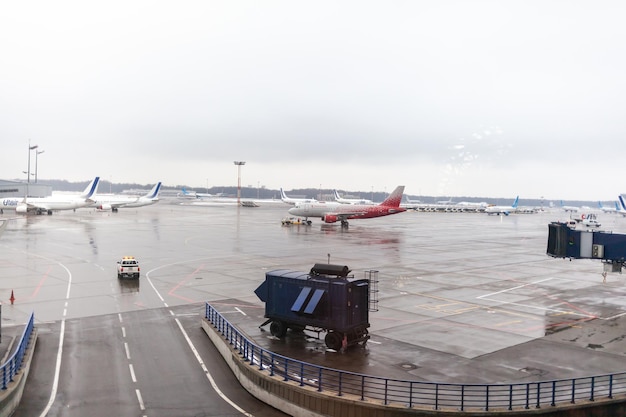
xmin=341 ymin=220 xmax=349 ymax=228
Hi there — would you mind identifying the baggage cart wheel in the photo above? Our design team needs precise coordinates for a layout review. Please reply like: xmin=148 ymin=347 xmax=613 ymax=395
xmin=324 ymin=331 xmax=343 ymax=351
xmin=270 ymin=320 xmax=287 ymax=338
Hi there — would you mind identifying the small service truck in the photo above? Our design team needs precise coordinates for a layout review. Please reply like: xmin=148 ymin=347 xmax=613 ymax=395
xmin=117 ymin=256 xmax=140 ymax=279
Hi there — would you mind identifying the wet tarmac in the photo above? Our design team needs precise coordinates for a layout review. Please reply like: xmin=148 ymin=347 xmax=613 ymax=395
xmin=2 ymin=199 xmax=626 ymax=387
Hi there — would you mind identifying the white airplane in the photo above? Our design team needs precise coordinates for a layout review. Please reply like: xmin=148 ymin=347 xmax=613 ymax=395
xmin=1 ymin=177 xmax=101 ymax=215
xmin=597 ymin=201 xmax=621 ymax=214
xmin=560 ymin=200 xmax=580 ymax=213
xmin=333 ymin=190 xmax=374 ymax=205
xmin=401 ymin=196 xmax=421 ymax=209
xmin=94 ymin=182 xmax=161 ymax=212
xmin=179 ymin=187 xmax=224 ymax=199
xmin=280 ymin=188 xmax=317 ymax=205
xmin=456 ymin=201 xmax=488 ymax=209
xmin=485 ymin=196 xmax=519 ymax=215
xmin=288 ymin=185 xmax=406 ymax=227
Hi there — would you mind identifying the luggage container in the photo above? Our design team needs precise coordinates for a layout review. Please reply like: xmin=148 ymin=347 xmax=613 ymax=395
xmin=254 ymin=264 xmax=377 ymax=350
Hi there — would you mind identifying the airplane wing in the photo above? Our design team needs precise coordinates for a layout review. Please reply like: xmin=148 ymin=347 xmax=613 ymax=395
xmin=17 ymin=200 xmax=51 ymax=214
xmin=110 ymin=198 xmax=139 ymax=209
xmin=23 ymin=200 xmax=48 ymax=211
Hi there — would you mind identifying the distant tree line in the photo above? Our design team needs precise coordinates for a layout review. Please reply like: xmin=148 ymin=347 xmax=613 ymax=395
xmin=33 ymin=179 xmax=599 ymax=208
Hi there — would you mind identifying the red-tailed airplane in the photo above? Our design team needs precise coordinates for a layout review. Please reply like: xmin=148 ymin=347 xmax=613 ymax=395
xmin=287 ymin=185 xmax=406 ymax=227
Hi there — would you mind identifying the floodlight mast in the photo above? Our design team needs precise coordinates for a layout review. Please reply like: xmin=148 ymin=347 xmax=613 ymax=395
xmin=26 ymin=140 xmax=38 ymax=198
xmin=35 ymin=149 xmax=45 ymax=183
xmin=234 ymin=161 xmax=246 ymax=205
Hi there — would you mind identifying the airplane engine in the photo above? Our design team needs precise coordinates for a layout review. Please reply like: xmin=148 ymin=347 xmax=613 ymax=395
xmin=97 ymin=204 xmax=112 ymax=211
xmin=16 ymin=204 xmax=28 ymax=214
xmin=322 ymin=214 xmax=339 ymax=224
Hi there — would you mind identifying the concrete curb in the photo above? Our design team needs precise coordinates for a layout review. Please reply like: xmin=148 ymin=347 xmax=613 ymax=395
xmin=202 ymin=318 xmax=626 ymax=417
xmin=0 ymin=328 xmax=38 ymax=417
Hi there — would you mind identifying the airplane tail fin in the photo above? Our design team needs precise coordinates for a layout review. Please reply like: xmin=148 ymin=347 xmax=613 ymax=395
xmin=144 ymin=182 xmax=162 ymax=199
xmin=181 ymin=187 xmax=191 ymax=195
xmin=280 ymin=188 xmax=288 ymax=200
xmin=80 ymin=177 xmax=100 ymax=200
xmin=619 ymin=195 xmax=626 ymax=211
xmin=380 ymin=186 xmax=405 ymax=207
xmin=512 ymin=196 xmax=519 ymax=208
xmin=333 ymin=190 xmax=341 ymax=201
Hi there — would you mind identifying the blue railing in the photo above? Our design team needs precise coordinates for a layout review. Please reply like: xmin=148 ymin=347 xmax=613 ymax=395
xmin=1 ymin=312 xmax=35 ymax=390
xmin=205 ymin=302 xmax=626 ymax=411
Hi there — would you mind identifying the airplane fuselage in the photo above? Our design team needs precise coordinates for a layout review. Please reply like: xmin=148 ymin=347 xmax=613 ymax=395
xmin=1 ymin=198 xmax=21 ymax=210
xmin=290 ymin=202 xmax=404 ymax=219
xmin=288 ymin=185 xmax=406 ymax=224
xmin=24 ymin=196 xmax=95 ymax=211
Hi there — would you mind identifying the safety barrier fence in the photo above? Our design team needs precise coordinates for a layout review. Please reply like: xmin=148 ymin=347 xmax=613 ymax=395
xmin=1 ymin=312 xmax=35 ymax=390
xmin=205 ymin=302 xmax=626 ymax=411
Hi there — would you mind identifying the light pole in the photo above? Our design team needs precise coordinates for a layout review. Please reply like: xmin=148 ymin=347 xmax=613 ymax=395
xmin=35 ymin=150 xmax=44 ymax=183
xmin=234 ymin=161 xmax=246 ymax=205
xmin=27 ymin=141 xmax=38 ymax=184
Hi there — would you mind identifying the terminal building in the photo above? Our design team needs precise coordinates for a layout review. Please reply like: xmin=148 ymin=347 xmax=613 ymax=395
xmin=0 ymin=179 xmax=51 ymax=198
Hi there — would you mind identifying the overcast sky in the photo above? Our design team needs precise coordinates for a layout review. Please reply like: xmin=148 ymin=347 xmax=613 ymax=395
xmin=2 ymin=1 xmax=625 ymax=200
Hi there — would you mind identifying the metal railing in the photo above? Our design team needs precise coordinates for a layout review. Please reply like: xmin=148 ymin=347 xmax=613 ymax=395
xmin=1 ymin=312 xmax=35 ymax=390
xmin=205 ymin=302 xmax=626 ymax=411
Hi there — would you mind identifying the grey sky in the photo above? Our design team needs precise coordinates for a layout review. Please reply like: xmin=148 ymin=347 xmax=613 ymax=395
xmin=2 ymin=1 xmax=625 ymax=200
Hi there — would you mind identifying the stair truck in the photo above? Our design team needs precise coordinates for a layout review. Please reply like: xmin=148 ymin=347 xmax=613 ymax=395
xmin=254 ymin=263 xmax=378 ymax=351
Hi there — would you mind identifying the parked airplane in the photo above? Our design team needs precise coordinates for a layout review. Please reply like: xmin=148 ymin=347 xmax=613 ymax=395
xmin=288 ymin=185 xmax=406 ymax=227
xmin=401 ymin=196 xmax=421 ymax=210
xmin=179 ymin=187 xmax=224 ymax=199
xmin=94 ymin=182 xmax=161 ymax=212
xmin=485 ymin=196 xmax=519 ymax=215
xmin=333 ymin=190 xmax=374 ymax=205
xmin=280 ymin=188 xmax=317 ymax=205
xmin=560 ymin=201 xmax=580 ymax=213
xmin=598 ymin=201 xmax=621 ymax=214
xmin=4 ymin=177 xmax=101 ymax=215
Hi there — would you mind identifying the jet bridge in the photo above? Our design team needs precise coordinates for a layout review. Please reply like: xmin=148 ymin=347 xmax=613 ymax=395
xmin=547 ymin=222 xmax=626 ymax=272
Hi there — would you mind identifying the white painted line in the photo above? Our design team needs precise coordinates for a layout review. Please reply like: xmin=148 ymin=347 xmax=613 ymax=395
xmin=477 ymin=278 xmax=554 ymax=299
xmin=603 ymin=311 xmax=626 ymax=320
xmin=476 ymin=277 xmax=599 ymax=319
xmin=235 ymin=307 xmax=247 ymax=316
xmin=129 ymin=364 xmax=137 ymax=383
xmin=38 ymin=319 xmax=66 ymax=417
xmin=145 ymin=272 xmax=166 ymax=303
xmin=118 ymin=313 xmax=124 ymax=323
xmin=174 ymin=318 xmax=255 ymax=417
xmin=122 ymin=327 xmax=126 ymax=338
xmin=135 ymin=389 xmax=145 ymax=410
xmin=124 ymin=342 xmax=131 ymax=360
xmin=39 ymin=259 xmax=73 ymax=417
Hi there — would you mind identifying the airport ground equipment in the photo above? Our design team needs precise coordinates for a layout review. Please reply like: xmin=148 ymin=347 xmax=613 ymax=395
xmin=116 ymin=256 xmax=140 ymax=279
xmin=254 ymin=264 xmax=378 ymax=350
xmin=547 ymin=222 xmax=626 ymax=271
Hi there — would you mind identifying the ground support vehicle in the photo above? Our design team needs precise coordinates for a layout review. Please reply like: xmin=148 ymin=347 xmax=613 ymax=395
xmin=281 ymin=216 xmax=312 ymax=226
xmin=254 ymin=264 xmax=376 ymax=351
xmin=117 ymin=256 xmax=140 ymax=279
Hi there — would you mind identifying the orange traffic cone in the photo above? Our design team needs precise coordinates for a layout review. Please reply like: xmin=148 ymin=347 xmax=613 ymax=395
xmin=10 ymin=290 xmax=15 ymax=305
